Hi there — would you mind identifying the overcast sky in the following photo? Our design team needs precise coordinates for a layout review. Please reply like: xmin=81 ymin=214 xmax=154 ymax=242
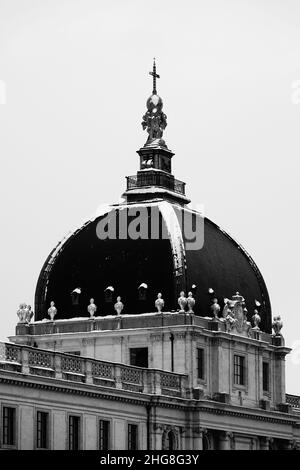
xmin=0 ymin=0 xmax=300 ymax=394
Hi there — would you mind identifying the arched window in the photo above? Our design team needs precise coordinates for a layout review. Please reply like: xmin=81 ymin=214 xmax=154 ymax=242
xmin=203 ymin=434 xmax=210 ymax=450
xmin=162 ymin=430 xmax=177 ymax=450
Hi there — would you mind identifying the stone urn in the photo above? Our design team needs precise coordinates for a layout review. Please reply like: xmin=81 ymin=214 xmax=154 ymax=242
xmin=211 ymin=298 xmax=220 ymax=319
xmin=26 ymin=305 xmax=34 ymax=323
xmin=252 ymin=309 xmax=261 ymax=330
xmin=272 ymin=315 xmax=283 ymax=336
xmin=155 ymin=293 xmax=164 ymax=313
xmin=187 ymin=292 xmax=195 ymax=313
xmin=178 ymin=291 xmax=187 ymax=313
xmin=114 ymin=296 xmax=124 ymax=316
xmin=17 ymin=303 xmax=27 ymax=323
xmin=48 ymin=301 xmax=57 ymax=321
xmin=221 ymin=298 xmax=232 ymax=321
xmin=87 ymin=298 xmax=97 ymax=318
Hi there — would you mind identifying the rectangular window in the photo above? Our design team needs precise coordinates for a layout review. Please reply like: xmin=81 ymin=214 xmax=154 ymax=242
xmin=263 ymin=362 xmax=270 ymax=392
xmin=128 ymin=423 xmax=138 ymax=450
xmin=234 ymin=355 xmax=245 ymax=385
xmin=69 ymin=416 xmax=80 ymax=450
xmin=36 ymin=411 xmax=49 ymax=449
xmin=2 ymin=407 xmax=16 ymax=446
xmin=129 ymin=348 xmax=148 ymax=368
xmin=197 ymin=348 xmax=204 ymax=379
xmin=99 ymin=420 xmax=110 ymax=450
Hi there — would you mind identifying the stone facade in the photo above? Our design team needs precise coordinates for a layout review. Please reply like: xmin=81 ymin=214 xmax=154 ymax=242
xmin=0 ymin=312 xmax=299 ymax=450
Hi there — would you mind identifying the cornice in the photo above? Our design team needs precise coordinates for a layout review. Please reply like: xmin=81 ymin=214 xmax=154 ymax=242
xmin=0 ymin=375 xmax=187 ymax=410
xmin=0 ymin=374 xmax=298 ymax=425
xmin=193 ymin=403 xmax=297 ymax=425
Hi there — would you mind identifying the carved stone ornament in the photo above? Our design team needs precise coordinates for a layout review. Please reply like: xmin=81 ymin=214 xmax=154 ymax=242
xmin=229 ymin=292 xmax=251 ymax=337
xmin=153 ymin=423 xmax=164 ymax=432
xmin=141 ymin=60 xmax=168 ymax=149
xmin=17 ymin=303 xmax=29 ymax=323
xmin=0 ymin=343 xmax=6 ymax=362
xmin=155 ymin=293 xmax=164 ymax=313
xmin=221 ymin=298 xmax=232 ymax=320
xmin=221 ymin=298 xmax=235 ymax=331
xmin=48 ymin=301 xmax=57 ymax=321
xmin=87 ymin=298 xmax=97 ymax=318
xmin=162 ymin=427 xmax=178 ymax=451
xmin=26 ymin=305 xmax=34 ymax=323
xmin=272 ymin=315 xmax=283 ymax=336
xmin=187 ymin=292 xmax=195 ymax=313
xmin=178 ymin=291 xmax=187 ymax=313
xmin=252 ymin=309 xmax=261 ymax=330
xmin=210 ymin=298 xmax=220 ymax=319
xmin=114 ymin=296 xmax=124 ymax=316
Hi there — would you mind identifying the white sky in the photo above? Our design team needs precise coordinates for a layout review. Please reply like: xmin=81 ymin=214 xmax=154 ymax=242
xmin=0 ymin=0 xmax=300 ymax=394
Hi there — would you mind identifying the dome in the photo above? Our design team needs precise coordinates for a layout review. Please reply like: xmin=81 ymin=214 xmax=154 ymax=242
xmin=34 ymin=200 xmax=271 ymax=332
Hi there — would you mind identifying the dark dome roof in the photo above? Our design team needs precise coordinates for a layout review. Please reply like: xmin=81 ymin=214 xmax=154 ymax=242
xmin=35 ymin=200 xmax=271 ymax=332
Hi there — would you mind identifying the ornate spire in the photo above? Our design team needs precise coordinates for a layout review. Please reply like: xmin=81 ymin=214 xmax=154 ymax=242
xmin=149 ymin=58 xmax=160 ymax=95
xmin=142 ymin=59 xmax=168 ymax=149
xmin=123 ymin=60 xmax=190 ymax=205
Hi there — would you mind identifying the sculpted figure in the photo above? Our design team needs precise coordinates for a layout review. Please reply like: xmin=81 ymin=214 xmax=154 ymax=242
xmin=48 ymin=301 xmax=57 ymax=321
xmin=155 ymin=293 xmax=164 ymax=313
xmin=244 ymin=320 xmax=252 ymax=337
xmin=225 ymin=312 xmax=236 ymax=332
xmin=222 ymin=298 xmax=232 ymax=320
xmin=114 ymin=296 xmax=124 ymax=316
xmin=252 ymin=309 xmax=261 ymax=330
xmin=87 ymin=298 xmax=97 ymax=318
xmin=178 ymin=291 xmax=187 ymax=313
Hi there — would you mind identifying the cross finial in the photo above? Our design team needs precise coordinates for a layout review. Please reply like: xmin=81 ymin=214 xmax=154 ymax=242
xmin=149 ymin=58 xmax=160 ymax=95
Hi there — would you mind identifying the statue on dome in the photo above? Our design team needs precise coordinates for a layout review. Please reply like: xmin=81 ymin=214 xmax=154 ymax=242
xmin=142 ymin=108 xmax=167 ymax=142
xmin=187 ymin=292 xmax=195 ymax=313
xmin=230 ymin=293 xmax=251 ymax=337
xmin=222 ymin=298 xmax=232 ymax=320
xmin=272 ymin=315 xmax=283 ymax=336
xmin=87 ymin=298 xmax=97 ymax=318
xmin=225 ymin=311 xmax=236 ymax=332
xmin=114 ymin=296 xmax=124 ymax=316
xmin=178 ymin=291 xmax=187 ymax=313
xmin=155 ymin=293 xmax=164 ymax=313
xmin=48 ymin=301 xmax=57 ymax=321
xmin=221 ymin=298 xmax=236 ymax=331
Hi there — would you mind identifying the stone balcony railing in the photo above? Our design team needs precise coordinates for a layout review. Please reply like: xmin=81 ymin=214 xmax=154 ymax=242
xmin=126 ymin=173 xmax=186 ymax=196
xmin=286 ymin=394 xmax=300 ymax=409
xmin=0 ymin=342 xmax=187 ymax=398
xmin=15 ymin=312 xmax=274 ymax=344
